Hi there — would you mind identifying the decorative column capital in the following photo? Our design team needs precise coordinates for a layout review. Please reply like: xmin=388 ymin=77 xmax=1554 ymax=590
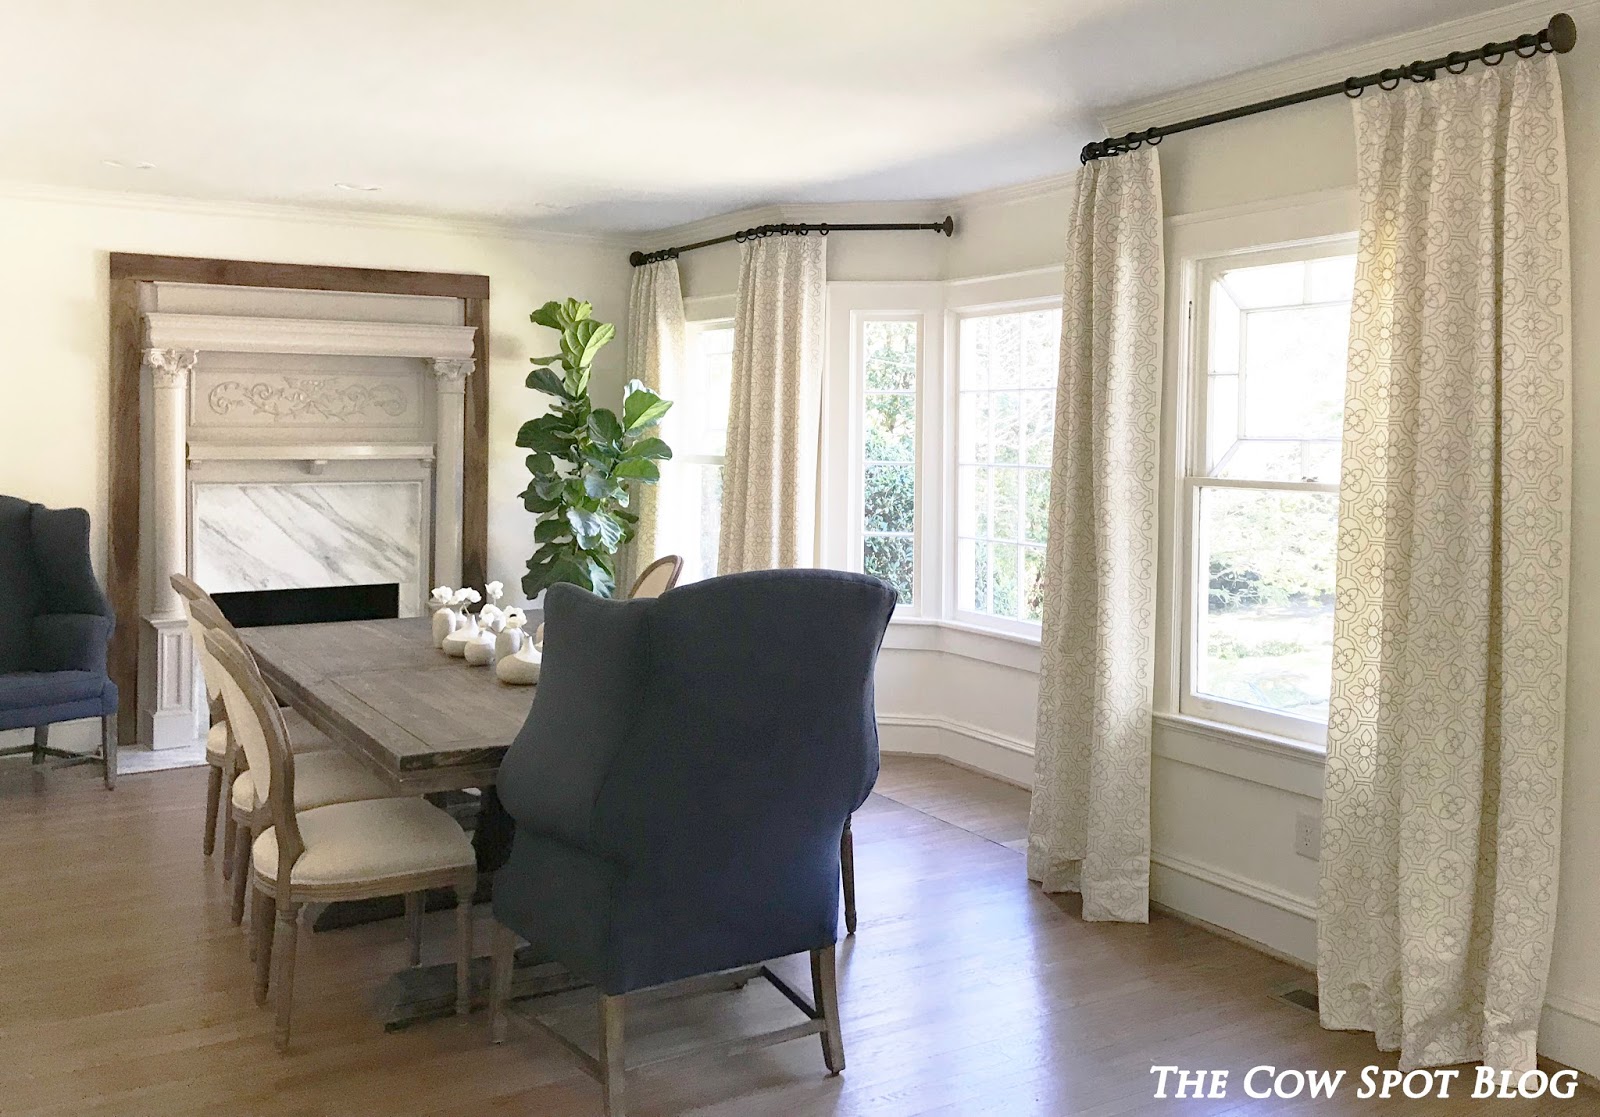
xmin=429 ymin=358 xmax=475 ymax=393
xmin=145 ymin=347 xmax=198 ymax=389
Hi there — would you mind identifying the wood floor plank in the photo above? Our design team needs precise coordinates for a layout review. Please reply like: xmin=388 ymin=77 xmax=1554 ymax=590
xmin=1 ymin=755 xmax=1592 ymax=1115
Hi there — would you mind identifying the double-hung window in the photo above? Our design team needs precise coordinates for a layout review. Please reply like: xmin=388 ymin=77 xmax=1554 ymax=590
xmin=1180 ymin=241 xmax=1355 ymax=741
xmin=952 ymin=304 xmax=1060 ymax=630
xmin=656 ymin=319 xmax=733 ymax=583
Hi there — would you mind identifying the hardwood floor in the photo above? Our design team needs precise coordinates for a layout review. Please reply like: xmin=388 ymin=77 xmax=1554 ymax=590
xmin=1 ymin=754 xmax=1593 ymax=1116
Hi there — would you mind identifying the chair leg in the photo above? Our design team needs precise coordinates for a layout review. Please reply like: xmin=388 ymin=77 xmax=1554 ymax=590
xmin=404 ymin=891 xmax=424 ymax=967
xmin=231 ymin=826 xmax=252 ymax=926
xmin=273 ymin=902 xmax=301 ymax=1051
xmin=100 ymin=715 xmax=117 ymax=790
xmin=490 ymin=920 xmax=516 ymax=1043
xmin=222 ymin=815 xmax=238 ymax=877
xmin=203 ymin=765 xmax=223 ymax=855
xmin=252 ymin=888 xmax=276 ymax=1005
xmin=32 ymin=724 xmax=48 ymax=765
xmin=455 ymin=870 xmax=476 ymax=1016
xmin=840 ymin=818 xmax=857 ymax=935
xmin=598 ymin=993 xmax=627 ymax=1117
xmin=810 ymin=945 xmax=845 ymax=1076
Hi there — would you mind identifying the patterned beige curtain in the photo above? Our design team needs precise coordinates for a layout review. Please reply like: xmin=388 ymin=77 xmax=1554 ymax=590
xmin=1027 ymin=148 xmax=1163 ymax=923
xmin=717 ymin=235 xmax=827 ymax=573
xmin=622 ymin=259 xmax=685 ymax=588
xmin=1319 ymin=55 xmax=1571 ymax=1073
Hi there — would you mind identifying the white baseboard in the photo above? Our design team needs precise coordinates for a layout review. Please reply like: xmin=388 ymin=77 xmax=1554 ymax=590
xmin=1542 ymin=994 xmax=1600 ymax=1081
xmin=876 ymin=713 xmax=1035 ymax=787
xmin=1150 ymin=850 xmax=1317 ymax=967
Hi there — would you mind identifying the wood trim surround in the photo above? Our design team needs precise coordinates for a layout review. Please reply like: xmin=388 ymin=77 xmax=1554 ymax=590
xmin=106 ymin=253 xmax=491 ymax=741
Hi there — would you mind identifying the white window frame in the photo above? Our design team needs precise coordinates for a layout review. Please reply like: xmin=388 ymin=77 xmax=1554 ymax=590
xmin=657 ymin=312 xmax=734 ymax=584
xmin=1162 ymin=193 xmax=1359 ymax=750
xmin=942 ymin=272 xmax=1063 ymax=639
xmin=823 ymin=283 xmax=942 ymax=618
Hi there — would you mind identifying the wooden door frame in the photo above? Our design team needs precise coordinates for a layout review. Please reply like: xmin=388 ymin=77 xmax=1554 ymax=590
xmin=107 ymin=253 xmax=491 ymax=741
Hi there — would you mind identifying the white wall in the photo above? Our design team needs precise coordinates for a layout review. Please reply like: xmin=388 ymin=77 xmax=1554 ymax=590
xmin=0 ymin=187 xmax=632 ymax=753
xmin=648 ymin=11 xmax=1600 ymax=1076
xmin=0 ymin=187 xmax=633 ymax=596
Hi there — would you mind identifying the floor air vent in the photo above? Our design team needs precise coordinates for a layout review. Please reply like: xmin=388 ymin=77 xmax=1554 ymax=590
xmin=1275 ymin=985 xmax=1320 ymax=1013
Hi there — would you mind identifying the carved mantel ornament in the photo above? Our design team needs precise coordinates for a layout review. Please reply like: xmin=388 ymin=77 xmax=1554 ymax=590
xmin=144 ymin=347 xmax=198 ymax=388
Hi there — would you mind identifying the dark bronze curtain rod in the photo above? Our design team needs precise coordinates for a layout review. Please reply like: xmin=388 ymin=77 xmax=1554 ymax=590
xmin=629 ymin=216 xmax=955 ymax=267
xmin=1081 ymin=12 xmax=1578 ymax=163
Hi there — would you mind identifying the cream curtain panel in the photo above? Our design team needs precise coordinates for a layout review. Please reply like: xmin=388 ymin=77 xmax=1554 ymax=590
xmin=717 ymin=235 xmax=827 ymax=573
xmin=1027 ymin=148 xmax=1164 ymax=923
xmin=1318 ymin=55 xmax=1572 ymax=1073
xmin=622 ymin=259 xmax=686 ymax=585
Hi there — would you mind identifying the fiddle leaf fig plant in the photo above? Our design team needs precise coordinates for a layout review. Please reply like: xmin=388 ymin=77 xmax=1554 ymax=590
xmin=517 ymin=298 xmax=673 ymax=599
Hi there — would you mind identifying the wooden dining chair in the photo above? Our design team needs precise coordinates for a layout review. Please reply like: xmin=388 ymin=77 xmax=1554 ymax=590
xmin=627 ymin=554 xmax=683 ymax=599
xmin=187 ymin=597 xmax=397 ymax=927
xmin=170 ymin=573 xmax=334 ymax=862
xmin=204 ymin=625 xmax=477 ymax=1051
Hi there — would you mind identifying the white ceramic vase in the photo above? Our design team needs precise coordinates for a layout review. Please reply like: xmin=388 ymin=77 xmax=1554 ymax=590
xmin=431 ymin=606 xmax=460 ymax=648
xmin=495 ymin=616 xmax=525 ymax=663
xmin=496 ymin=640 xmax=541 ymax=685
xmin=463 ymin=628 xmax=497 ymax=665
xmin=441 ymin=613 xmax=481 ymax=658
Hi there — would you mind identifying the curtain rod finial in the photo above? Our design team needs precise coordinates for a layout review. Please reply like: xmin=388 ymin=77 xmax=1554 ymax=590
xmin=940 ymin=215 xmax=955 ymax=237
xmin=1549 ymin=12 xmax=1577 ymax=53
xmin=629 ymin=251 xmax=647 ymax=267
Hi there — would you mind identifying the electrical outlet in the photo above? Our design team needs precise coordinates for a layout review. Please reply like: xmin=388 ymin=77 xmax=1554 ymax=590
xmin=1294 ymin=813 xmax=1321 ymax=860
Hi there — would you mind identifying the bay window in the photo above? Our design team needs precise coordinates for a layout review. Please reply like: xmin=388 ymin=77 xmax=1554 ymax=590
xmin=656 ymin=319 xmax=732 ymax=584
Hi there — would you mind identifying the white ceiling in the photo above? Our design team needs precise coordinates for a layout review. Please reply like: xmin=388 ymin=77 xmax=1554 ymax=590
xmin=0 ymin=0 xmax=1510 ymax=233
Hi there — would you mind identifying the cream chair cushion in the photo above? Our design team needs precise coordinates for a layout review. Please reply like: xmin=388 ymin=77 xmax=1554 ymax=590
xmin=253 ymin=798 xmax=475 ymax=887
xmin=206 ymin=709 xmax=333 ymax=761
xmin=231 ymin=749 xmax=391 ymax=814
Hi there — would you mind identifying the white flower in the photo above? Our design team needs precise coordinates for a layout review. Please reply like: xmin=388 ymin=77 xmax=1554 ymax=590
xmin=448 ymin=588 xmax=472 ymax=607
xmin=478 ymin=604 xmax=505 ymax=632
xmin=430 ymin=585 xmax=455 ymax=604
xmin=459 ymin=588 xmax=482 ymax=605
xmin=503 ymin=607 xmax=527 ymax=627
xmin=485 ymin=580 xmax=505 ymax=604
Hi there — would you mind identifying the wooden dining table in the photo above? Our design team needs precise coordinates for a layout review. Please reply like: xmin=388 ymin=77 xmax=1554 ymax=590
xmin=240 ymin=615 xmax=539 ymax=795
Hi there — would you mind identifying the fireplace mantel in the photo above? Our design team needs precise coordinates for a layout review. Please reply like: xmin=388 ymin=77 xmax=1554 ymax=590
xmin=135 ymin=296 xmax=478 ymax=749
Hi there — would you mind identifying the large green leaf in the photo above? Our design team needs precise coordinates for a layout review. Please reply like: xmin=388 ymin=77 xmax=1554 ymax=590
xmin=534 ymin=518 xmax=571 ymax=544
xmin=588 ymin=408 xmax=624 ymax=447
xmin=566 ymin=506 xmax=626 ymax=551
xmin=583 ymin=469 xmax=618 ymax=501
xmin=526 ymin=366 xmax=571 ymax=399
xmin=612 ymin=458 xmax=661 ymax=483
xmin=622 ymin=382 xmax=673 ymax=431
xmin=621 ymin=436 xmax=672 ymax=462
xmin=525 ymin=452 xmax=554 ymax=476
xmin=529 ymin=301 xmax=567 ymax=331
xmin=515 ymin=414 xmax=577 ymax=454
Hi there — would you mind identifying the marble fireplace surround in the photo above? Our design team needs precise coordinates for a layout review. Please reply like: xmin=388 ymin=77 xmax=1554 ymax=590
xmin=137 ymin=302 xmax=477 ymax=748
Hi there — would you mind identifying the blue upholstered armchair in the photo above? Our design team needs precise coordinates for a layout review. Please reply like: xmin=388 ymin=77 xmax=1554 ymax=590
xmin=0 ymin=495 xmax=118 ymax=788
xmin=488 ymin=569 xmax=895 ymax=1116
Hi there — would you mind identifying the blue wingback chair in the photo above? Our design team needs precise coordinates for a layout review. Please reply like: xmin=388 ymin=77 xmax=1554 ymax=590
xmin=488 ymin=569 xmax=895 ymax=1116
xmin=0 ymin=495 xmax=118 ymax=788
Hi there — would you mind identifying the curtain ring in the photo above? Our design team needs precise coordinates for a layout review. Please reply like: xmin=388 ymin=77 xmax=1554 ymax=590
xmin=1515 ymin=34 xmax=1540 ymax=58
xmin=1378 ymin=69 xmax=1402 ymax=91
xmin=1146 ymin=127 xmax=1164 ymax=146
xmin=1343 ymin=76 xmax=1365 ymax=98
xmin=1445 ymin=51 xmax=1470 ymax=74
xmin=1482 ymin=43 xmax=1504 ymax=65
xmin=1407 ymin=61 xmax=1434 ymax=82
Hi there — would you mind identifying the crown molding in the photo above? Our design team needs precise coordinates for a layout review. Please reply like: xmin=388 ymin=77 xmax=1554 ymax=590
xmin=143 ymin=312 xmax=477 ymax=359
xmin=950 ymin=171 xmax=1078 ymax=213
xmin=1099 ymin=0 xmax=1599 ymax=136
xmin=0 ymin=180 xmax=635 ymax=250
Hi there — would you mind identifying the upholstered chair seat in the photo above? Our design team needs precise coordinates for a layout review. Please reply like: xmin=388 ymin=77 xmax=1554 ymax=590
xmin=205 ymin=709 xmax=332 ymax=762
xmin=252 ymin=797 xmax=475 ymax=895
xmin=230 ymin=748 xmax=391 ymax=815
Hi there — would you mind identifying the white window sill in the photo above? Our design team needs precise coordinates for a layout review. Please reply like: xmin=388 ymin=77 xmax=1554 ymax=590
xmin=1153 ymin=711 xmax=1326 ymax=763
xmin=884 ymin=616 xmax=1041 ymax=672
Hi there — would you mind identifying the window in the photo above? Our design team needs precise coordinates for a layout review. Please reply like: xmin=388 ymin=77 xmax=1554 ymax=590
xmin=954 ymin=306 xmax=1059 ymax=628
xmin=656 ymin=320 xmax=732 ymax=583
xmin=860 ymin=318 xmax=918 ymax=604
xmin=1181 ymin=243 xmax=1355 ymax=740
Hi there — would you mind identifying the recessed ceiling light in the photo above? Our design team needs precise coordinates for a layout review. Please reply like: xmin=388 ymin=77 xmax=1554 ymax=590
xmin=335 ymin=182 xmax=383 ymax=192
